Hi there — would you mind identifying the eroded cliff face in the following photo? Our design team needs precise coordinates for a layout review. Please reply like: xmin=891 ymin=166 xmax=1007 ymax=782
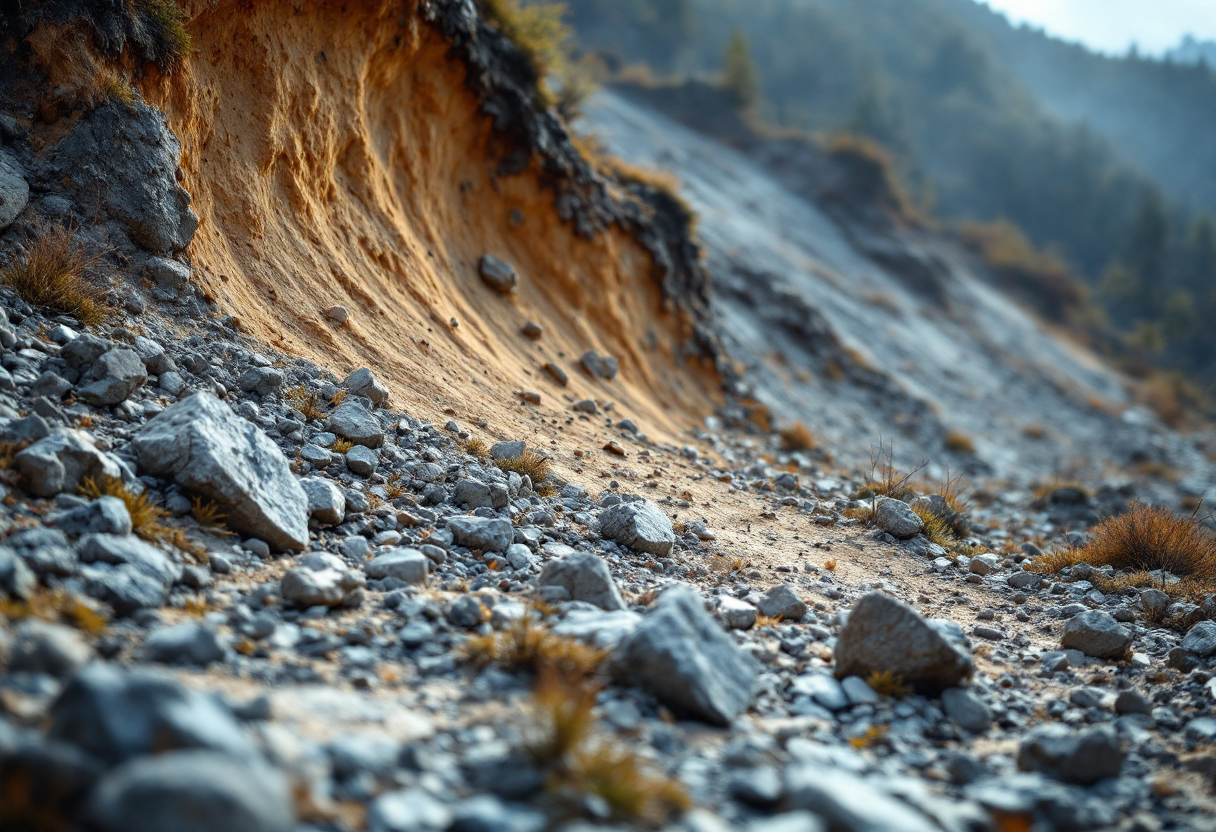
xmin=0 ymin=0 xmax=720 ymax=442
xmin=138 ymin=0 xmax=718 ymax=435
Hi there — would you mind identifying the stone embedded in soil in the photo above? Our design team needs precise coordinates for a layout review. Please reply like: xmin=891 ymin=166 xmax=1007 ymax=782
xmin=343 ymin=367 xmax=389 ymax=406
xmin=364 ymin=548 xmax=429 ymax=586
xmin=756 ymin=583 xmax=807 ymax=621
xmin=478 ymin=254 xmax=518 ymax=293
xmin=537 ymin=551 xmax=626 ymax=611
xmin=941 ymin=687 xmax=992 ymax=734
xmin=132 ymin=393 xmax=309 ymax=552
xmin=1017 ymin=724 xmax=1126 ymax=785
xmin=84 ymin=750 xmax=293 ymax=832
xmin=280 ymin=552 xmax=365 ymax=608
xmin=542 ymin=362 xmax=568 ymax=386
xmin=1182 ymin=620 xmax=1216 ymax=657
xmin=490 ymin=440 xmax=525 ymax=460
xmin=599 ymin=499 xmax=675 ymax=556
xmin=301 ymin=477 xmax=345 ymax=526
xmin=579 ymin=350 xmax=619 ymax=381
xmin=834 ymin=592 xmax=974 ymax=692
xmin=618 ymin=585 xmax=760 ymax=725
xmin=1060 ymin=610 xmax=1132 ymax=659
xmin=448 ymin=516 xmax=514 ymax=553
xmin=326 ymin=400 xmax=385 ymax=448
xmin=874 ymin=498 xmax=924 ymax=540
xmin=48 ymin=664 xmax=253 ymax=765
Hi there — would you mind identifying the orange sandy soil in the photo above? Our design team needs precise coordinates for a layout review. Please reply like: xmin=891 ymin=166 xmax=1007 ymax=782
xmin=132 ymin=0 xmax=716 ymax=482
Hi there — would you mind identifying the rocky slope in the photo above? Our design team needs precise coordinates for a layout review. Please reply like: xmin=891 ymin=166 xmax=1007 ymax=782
xmin=2 ymin=4 xmax=1216 ymax=832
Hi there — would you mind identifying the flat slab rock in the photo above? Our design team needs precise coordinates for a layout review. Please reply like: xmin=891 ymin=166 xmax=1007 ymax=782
xmin=132 ymin=393 xmax=309 ymax=551
xmin=834 ymin=592 xmax=974 ymax=692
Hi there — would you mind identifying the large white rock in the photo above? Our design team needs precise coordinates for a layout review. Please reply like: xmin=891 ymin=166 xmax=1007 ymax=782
xmin=132 ymin=393 xmax=308 ymax=551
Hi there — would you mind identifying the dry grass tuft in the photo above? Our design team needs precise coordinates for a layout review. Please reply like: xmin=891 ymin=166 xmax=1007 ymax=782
xmin=848 ymin=724 xmax=890 ymax=750
xmin=943 ymin=429 xmax=975 ymax=454
xmin=461 ymin=437 xmax=490 ymax=461
xmin=865 ymin=670 xmax=912 ymax=699
xmin=754 ymin=614 xmax=782 ymax=628
xmin=528 ymin=671 xmax=690 ymax=826
xmin=329 ymin=389 xmax=347 ymax=407
xmin=1030 ymin=503 xmax=1216 ymax=588
xmin=331 ymin=438 xmax=354 ymax=454
xmin=285 ymin=386 xmax=327 ymax=421
xmin=459 ymin=615 xmax=607 ymax=681
xmin=779 ymin=421 xmax=816 ymax=452
xmin=493 ymin=451 xmax=552 ymax=494
xmin=1 ymin=226 xmax=109 ymax=326
xmin=79 ymin=475 xmax=204 ymax=559
xmin=823 ymin=558 xmax=837 ymax=571
xmin=0 ymin=587 xmax=108 ymax=635
xmin=190 ymin=497 xmax=231 ymax=535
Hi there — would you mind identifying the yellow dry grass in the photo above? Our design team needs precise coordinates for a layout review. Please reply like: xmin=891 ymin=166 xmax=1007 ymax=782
xmin=1 ymin=226 xmax=109 ymax=326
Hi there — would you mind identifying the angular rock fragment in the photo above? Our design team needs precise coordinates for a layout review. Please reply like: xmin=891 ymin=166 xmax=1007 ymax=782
xmin=618 ymin=585 xmax=759 ymax=725
xmin=280 ymin=552 xmax=365 ymax=608
xmin=1060 ymin=610 xmax=1132 ymax=659
xmin=326 ymin=400 xmax=385 ymax=448
xmin=1017 ymin=724 xmax=1126 ymax=785
xmin=15 ymin=429 xmax=124 ymax=497
xmin=757 ymin=583 xmax=807 ymax=621
xmin=132 ymin=393 xmax=308 ymax=551
xmin=834 ymin=592 xmax=973 ymax=692
xmin=365 ymin=548 xmax=429 ymax=586
xmin=478 ymin=254 xmax=519 ymax=293
xmin=874 ymin=498 xmax=924 ymax=540
xmin=537 ymin=551 xmax=626 ymax=611
xmin=448 ymin=516 xmax=514 ymax=553
xmin=599 ymin=499 xmax=675 ymax=556
xmin=343 ymin=367 xmax=389 ymax=406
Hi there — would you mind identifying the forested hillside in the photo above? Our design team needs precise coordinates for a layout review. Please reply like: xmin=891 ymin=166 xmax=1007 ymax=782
xmin=564 ymin=0 xmax=1216 ymax=386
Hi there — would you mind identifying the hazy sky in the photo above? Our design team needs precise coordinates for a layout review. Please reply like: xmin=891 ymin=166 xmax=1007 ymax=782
xmin=980 ymin=0 xmax=1216 ymax=55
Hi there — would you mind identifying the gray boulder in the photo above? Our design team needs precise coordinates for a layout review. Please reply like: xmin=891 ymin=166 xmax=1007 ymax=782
xmin=834 ymin=592 xmax=974 ymax=692
xmin=784 ymin=767 xmax=940 ymax=832
xmin=1017 ymin=724 xmax=1126 ymax=785
xmin=599 ymin=499 xmax=675 ymax=556
xmin=1182 ymin=620 xmax=1216 ymax=657
xmin=77 ymin=348 xmax=148 ymax=406
xmin=617 ymin=585 xmax=759 ymax=725
xmin=478 ymin=254 xmax=518 ymax=293
xmin=15 ymin=429 xmax=124 ymax=497
xmin=874 ymin=499 xmax=924 ymax=540
xmin=537 ymin=552 xmax=626 ymax=611
xmin=1060 ymin=610 xmax=1132 ymax=659
xmin=132 ymin=336 xmax=175 ymax=375
xmin=132 ymin=393 xmax=309 ymax=551
xmin=490 ymin=440 xmax=525 ymax=460
xmin=301 ymin=477 xmax=345 ymax=526
xmin=143 ymin=622 xmax=227 ymax=666
xmin=941 ymin=687 xmax=992 ymax=733
xmin=61 ymin=333 xmax=111 ymax=369
xmin=280 ymin=552 xmax=365 ymax=608
xmin=146 ymin=257 xmax=191 ymax=291
xmin=343 ymin=367 xmax=389 ymax=406
xmin=237 ymin=366 xmax=285 ymax=397
xmin=757 ymin=583 xmax=807 ymax=621
xmin=9 ymin=619 xmax=93 ymax=677
xmin=345 ymin=445 xmax=379 ymax=477
xmin=53 ymin=101 xmax=197 ymax=253
xmin=0 ymin=147 xmax=28 ymax=230
xmin=449 ymin=516 xmax=513 ymax=553
xmin=0 ymin=546 xmax=37 ymax=599
xmin=85 ymin=750 xmax=294 ymax=832
xmin=49 ymin=664 xmax=253 ymax=764
xmin=365 ymin=548 xmax=429 ymax=586
xmin=326 ymin=400 xmax=384 ymax=448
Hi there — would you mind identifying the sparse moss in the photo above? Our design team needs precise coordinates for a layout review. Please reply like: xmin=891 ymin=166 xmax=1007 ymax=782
xmin=1 ymin=226 xmax=109 ymax=327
